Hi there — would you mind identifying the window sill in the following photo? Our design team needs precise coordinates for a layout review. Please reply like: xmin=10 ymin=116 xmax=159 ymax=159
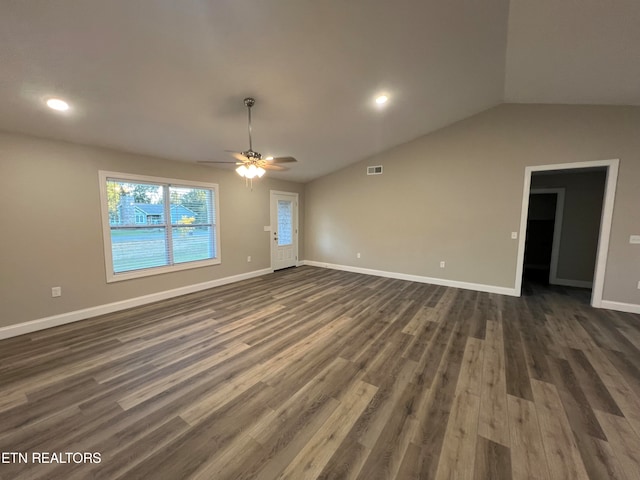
xmin=106 ymin=258 xmax=221 ymax=283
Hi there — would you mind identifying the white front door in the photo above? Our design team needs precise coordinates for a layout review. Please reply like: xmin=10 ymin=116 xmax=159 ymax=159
xmin=270 ymin=191 xmax=298 ymax=270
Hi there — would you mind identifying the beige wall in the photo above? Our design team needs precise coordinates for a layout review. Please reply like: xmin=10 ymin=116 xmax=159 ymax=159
xmin=2 ymin=103 xmax=639 ymax=329
xmin=0 ymin=132 xmax=304 ymax=327
xmin=304 ymin=104 xmax=640 ymax=305
xmin=531 ymin=170 xmax=606 ymax=283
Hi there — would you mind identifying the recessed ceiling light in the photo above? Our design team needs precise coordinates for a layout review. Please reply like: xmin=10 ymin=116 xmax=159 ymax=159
xmin=375 ymin=95 xmax=388 ymax=105
xmin=46 ymin=98 xmax=70 ymax=111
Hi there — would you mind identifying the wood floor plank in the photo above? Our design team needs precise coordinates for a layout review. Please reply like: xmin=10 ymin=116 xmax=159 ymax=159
xmin=1 ymin=267 xmax=639 ymax=480
xmin=478 ymin=319 xmax=510 ymax=447
xmin=474 ymin=435 xmax=512 ymax=480
xmin=594 ymin=410 xmax=640 ymax=480
xmin=402 ymin=306 xmax=432 ymax=335
xmin=564 ymin=347 xmax=623 ymax=416
xmin=119 ymin=381 xmax=276 ymax=480
xmin=278 ymin=380 xmax=377 ymax=480
xmin=357 ymin=358 xmax=418 ymax=450
xmin=582 ymin=345 xmax=640 ymax=436
xmin=604 ymin=349 xmax=640 ymax=400
xmin=573 ymin=433 xmax=628 ymax=480
xmin=251 ymin=400 xmax=341 ymax=480
xmin=434 ymin=391 xmax=480 ymax=480
xmin=180 ymin=315 xmax=353 ymax=426
xmin=545 ymin=355 xmax=607 ymax=439
xmin=617 ymin=323 xmax=640 ymax=351
xmin=455 ymin=337 xmax=484 ymax=397
xmin=502 ymin=299 xmax=534 ymax=401
xmin=117 ymin=341 xmax=251 ymax=410
xmin=507 ymin=394 xmax=549 ymax=480
xmin=355 ymin=379 xmax=422 ymax=480
xmin=531 ymin=379 xmax=590 ymax=480
xmin=410 ymin=292 xmax=474 ymax=479
xmin=0 ymin=391 xmax=27 ymax=413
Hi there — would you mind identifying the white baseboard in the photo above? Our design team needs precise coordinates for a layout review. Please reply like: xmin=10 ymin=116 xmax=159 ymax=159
xmin=302 ymin=260 xmax=518 ymax=296
xmin=4 ymin=263 xmax=633 ymax=341
xmin=0 ymin=268 xmax=273 ymax=340
xmin=301 ymin=262 xmax=640 ymax=315
xmin=599 ymin=300 xmax=640 ymax=315
xmin=551 ymin=277 xmax=593 ymax=289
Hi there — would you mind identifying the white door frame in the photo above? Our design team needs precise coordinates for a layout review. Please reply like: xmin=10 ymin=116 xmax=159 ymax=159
xmin=515 ymin=159 xmax=619 ymax=307
xmin=270 ymin=190 xmax=299 ymax=271
xmin=529 ymin=188 xmax=565 ymax=285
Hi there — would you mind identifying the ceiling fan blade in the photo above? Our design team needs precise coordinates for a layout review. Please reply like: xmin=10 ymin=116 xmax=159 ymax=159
xmin=197 ymin=160 xmax=239 ymax=164
xmin=262 ymin=164 xmax=288 ymax=171
xmin=268 ymin=156 xmax=297 ymax=164
xmin=229 ymin=152 xmax=248 ymax=162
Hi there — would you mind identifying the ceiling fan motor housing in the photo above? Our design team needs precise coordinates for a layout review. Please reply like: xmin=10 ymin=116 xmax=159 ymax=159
xmin=242 ymin=149 xmax=261 ymax=160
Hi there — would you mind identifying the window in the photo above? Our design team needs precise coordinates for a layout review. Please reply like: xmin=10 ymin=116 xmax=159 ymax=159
xmin=99 ymin=171 xmax=220 ymax=282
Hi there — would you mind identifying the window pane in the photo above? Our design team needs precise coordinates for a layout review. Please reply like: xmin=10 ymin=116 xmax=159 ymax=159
xmin=172 ymin=226 xmax=215 ymax=263
xmin=277 ymin=200 xmax=293 ymax=246
xmin=169 ymin=186 xmax=214 ymax=225
xmin=111 ymin=228 xmax=168 ymax=273
xmin=107 ymin=180 xmax=164 ymax=226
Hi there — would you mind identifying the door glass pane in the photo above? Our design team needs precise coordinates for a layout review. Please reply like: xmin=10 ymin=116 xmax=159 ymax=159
xmin=277 ymin=200 xmax=293 ymax=246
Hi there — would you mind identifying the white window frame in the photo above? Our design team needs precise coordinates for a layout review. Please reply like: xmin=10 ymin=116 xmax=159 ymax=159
xmin=99 ymin=171 xmax=221 ymax=283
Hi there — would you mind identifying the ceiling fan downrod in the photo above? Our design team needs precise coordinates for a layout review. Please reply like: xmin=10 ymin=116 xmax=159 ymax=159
xmin=244 ymin=97 xmax=255 ymax=153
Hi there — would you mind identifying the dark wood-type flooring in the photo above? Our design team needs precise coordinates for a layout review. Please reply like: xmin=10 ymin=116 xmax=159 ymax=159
xmin=1 ymin=266 xmax=640 ymax=479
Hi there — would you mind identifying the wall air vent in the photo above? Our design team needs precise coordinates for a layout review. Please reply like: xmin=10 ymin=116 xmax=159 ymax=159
xmin=367 ymin=165 xmax=383 ymax=175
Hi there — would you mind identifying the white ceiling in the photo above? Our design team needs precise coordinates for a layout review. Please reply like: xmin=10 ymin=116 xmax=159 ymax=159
xmin=0 ymin=1 xmax=637 ymax=182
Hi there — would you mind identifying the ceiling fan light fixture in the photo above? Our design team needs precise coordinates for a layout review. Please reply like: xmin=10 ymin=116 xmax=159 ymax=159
xmin=247 ymin=164 xmax=258 ymax=178
xmin=236 ymin=163 xmax=265 ymax=179
xmin=46 ymin=98 xmax=70 ymax=111
xmin=375 ymin=94 xmax=388 ymax=105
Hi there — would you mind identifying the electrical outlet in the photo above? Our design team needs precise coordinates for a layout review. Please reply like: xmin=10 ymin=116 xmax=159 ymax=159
xmin=440 ymin=261 xmax=445 ymax=268
xmin=51 ymin=286 xmax=61 ymax=298
xmin=511 ymin=232 xmax=518 ymax=239
xmin=357 ymin=252 xmax=361 ymax=259
xmin=247 ymin=256 xmax=251 ymax=263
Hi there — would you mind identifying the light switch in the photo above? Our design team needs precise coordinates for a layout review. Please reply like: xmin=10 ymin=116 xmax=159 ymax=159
xmin=630 ymin=235 xmax=640 ymax=244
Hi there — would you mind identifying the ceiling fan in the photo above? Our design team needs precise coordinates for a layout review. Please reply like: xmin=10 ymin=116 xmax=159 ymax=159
xmin=199 ymin=97 xmax=297 ymax=181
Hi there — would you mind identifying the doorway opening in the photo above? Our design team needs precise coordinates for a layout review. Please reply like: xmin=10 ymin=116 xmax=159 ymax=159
xmin=523 ymin=188 xmax=564 ymax=285
xmin=515 ymin=159 xmax=619 ymax=308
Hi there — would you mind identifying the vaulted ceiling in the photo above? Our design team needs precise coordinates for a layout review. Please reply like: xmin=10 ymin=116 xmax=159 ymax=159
xmin=1 ymin=1 xmax=638 ymax=182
